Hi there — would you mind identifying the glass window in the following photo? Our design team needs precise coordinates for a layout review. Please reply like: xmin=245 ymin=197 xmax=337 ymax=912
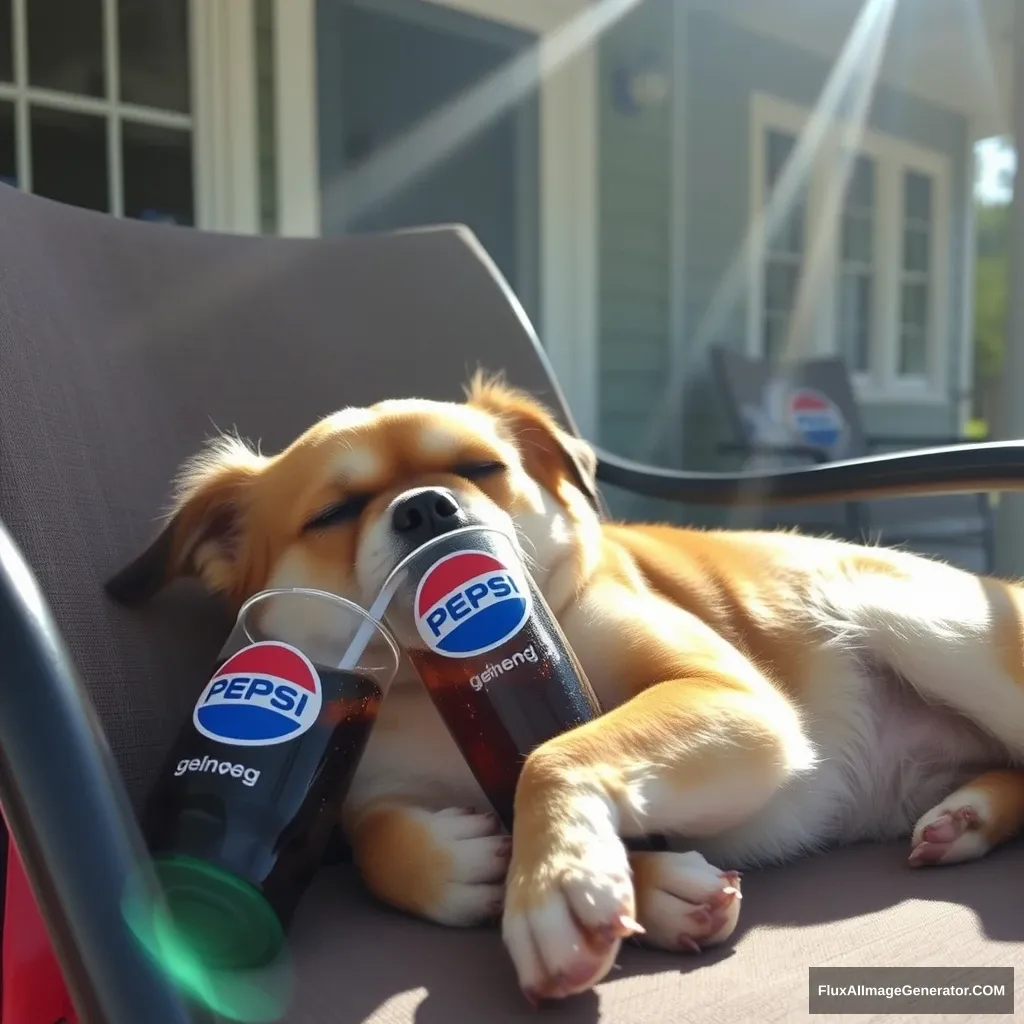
xmin=898 ymin=169 xmax=933 ymax=378
xmin=27 ymin=0 xmax=105 ymax=97
xmin=118 ymin=0 xmax=191 ymax=112
xmin=0 ymin=0 xmax=12 ymax=84
xmin=4 ymin=0 xmax=195 ymax=221
xmin=122 ymin=121 xmax=193 ymax=225
xmin=837 ymin=154 xmax=875 ymax=373
xmin=30 ymin=107 xmax=108 ymax=212
xmin=762 ymin=128 xmax=806 ymax=361
xmin=838 ymin=271 xmax=872 ymax=373
xmin=0 ymin=100 xmax=14 ymax=188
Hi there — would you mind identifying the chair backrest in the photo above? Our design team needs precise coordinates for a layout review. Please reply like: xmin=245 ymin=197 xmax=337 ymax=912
xmin=0 ymin=186 xmax=578 ymax=803
xmin=711 ymin=345 xmax=868 ymax=462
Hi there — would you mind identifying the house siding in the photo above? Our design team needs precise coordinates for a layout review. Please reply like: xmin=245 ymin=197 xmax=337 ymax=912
xmin=596 ymin=0 xmax=674 ymax=463
xmin=681 ymin=10 xmax=970 ymax=480
xmin=596 ymin=0 xmax=686 ymax=522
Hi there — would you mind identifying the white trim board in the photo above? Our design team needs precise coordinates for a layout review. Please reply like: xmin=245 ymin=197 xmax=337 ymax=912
xmin=748 ymin=90 xmax=954 ymax=406
xmin=191 ymin=0 xmax=260 ymax=234
xmin=271 ymin=0 xmax=599 ymax=439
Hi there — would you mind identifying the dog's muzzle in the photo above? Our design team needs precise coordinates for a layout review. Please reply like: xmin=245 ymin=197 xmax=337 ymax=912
xmin=388 ymin=486 xmax=472 ymax=550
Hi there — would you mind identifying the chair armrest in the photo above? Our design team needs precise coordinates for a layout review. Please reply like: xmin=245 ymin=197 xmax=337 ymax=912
xmin=0 ymin=520 xmax=198 ymax=1024
xmin=718 ymin=441 xmax=829 ymax=464
xmin=593 ymin=440 xmax=1024 ymax=507
xmin=865 ymin=434 xmax=983 ymax=450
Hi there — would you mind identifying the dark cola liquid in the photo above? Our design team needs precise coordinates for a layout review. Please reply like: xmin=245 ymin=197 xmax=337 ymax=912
xmin=142 ymin=662 xmax=381 ymax=928
xmin=407 ymin=600 xmax=601 ymax=831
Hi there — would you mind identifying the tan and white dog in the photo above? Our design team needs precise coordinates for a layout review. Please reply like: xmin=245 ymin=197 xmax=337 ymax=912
xmin=109 ymin=374 xmax=1024 ymax=1004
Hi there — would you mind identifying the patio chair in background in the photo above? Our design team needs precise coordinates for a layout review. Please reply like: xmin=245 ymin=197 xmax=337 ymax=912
xmin=711 ymin=345 xmax=995 ymax=572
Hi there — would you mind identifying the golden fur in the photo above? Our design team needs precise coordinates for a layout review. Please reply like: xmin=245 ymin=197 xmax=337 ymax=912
xmin=111 ymin=375 xmax=1024 ymax=1003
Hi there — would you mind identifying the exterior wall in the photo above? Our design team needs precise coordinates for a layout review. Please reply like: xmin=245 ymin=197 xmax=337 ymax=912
xmin=682 ymin=9 xmax=970 ymax=478
xmin=595 ymin=0 xmax=675 ymax=462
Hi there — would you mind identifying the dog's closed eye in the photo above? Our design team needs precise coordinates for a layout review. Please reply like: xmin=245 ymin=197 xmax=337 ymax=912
xmin=304 ymin=495 xmax=372 ymax=531
xmin=452 ymin=461 xmax=505 ymax=481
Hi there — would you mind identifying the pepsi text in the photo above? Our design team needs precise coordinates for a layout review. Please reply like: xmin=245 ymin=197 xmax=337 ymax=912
xmin=192 ymin=641 xmax=323 ymax=747
xmin=203 ymin=675 xmax=311 ymax=715
xmin=424 ymin=572 xmax=522 ymax=638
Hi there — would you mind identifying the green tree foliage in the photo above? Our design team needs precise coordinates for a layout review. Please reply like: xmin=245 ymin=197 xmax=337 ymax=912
xmin=973 ymin=199 xmax=1009 ymax=422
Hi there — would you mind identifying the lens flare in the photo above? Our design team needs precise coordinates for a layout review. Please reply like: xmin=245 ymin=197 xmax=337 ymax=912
xmin=121 ymin=860 xmax=294 ymax=1023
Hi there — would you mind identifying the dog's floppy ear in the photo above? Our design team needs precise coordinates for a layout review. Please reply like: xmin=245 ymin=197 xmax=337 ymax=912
xmin=105 ymin=436 xmax=267 ymax=606
xmin=466 ymin=371 xmax=601 ymax=513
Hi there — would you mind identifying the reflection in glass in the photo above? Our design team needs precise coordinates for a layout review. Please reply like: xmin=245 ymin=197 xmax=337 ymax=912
xmin=30 ymin=107 xmax=108 ymax=211
xmin=118 ymin=0 xmax=190 ymax=112
xmin=122 ymin=121 xmax=193 ymax=225
xmin=28 ymin=0 xmax=105 ymax=97
xmin=0 ymin=100 xmax=14 ymax=188
xmin=0 ymin=0 xmax=12 ymax=84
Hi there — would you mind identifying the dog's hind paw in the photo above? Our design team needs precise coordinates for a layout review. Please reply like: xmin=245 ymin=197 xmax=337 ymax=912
xmin=909 ymin=799 xmax=988 ymax=867
xmin=630 ymin=849 xmax=742 ymax=952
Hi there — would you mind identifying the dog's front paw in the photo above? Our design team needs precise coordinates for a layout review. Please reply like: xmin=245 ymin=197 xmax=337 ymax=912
xmin=501 ymin=823 xmax=642 ymax=1004
xmin=631 ymin=849 xmax=741 ymax=952
xmin=355 ymin=804 xmax=510 ymax=926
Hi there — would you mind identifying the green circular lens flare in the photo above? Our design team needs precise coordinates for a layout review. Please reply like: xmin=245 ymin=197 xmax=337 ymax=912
xmin=121 ymin=856 xmax=293 ymax=1022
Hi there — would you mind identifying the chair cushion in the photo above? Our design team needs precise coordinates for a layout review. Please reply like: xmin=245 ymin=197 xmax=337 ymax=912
xmin=0 ymin=188 xmax=579 ymax=806
xmin=283 ymin=842 xmax=1023 ymax=1022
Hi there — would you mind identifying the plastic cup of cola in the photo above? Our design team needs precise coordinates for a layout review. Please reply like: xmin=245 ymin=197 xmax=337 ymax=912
xmin=372 ymin=524 xmax=602 ymax=830
xmin=136 ymin=587 xmax=399 ymax=991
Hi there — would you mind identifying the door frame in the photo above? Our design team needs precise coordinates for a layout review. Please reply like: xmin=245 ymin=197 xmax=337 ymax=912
xmin=272 ymin=0 xmax=599 ymax=439
xmin=190 ymin=0 xmax=261 ymax=233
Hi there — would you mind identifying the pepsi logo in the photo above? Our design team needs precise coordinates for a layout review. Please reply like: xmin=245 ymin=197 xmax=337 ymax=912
xmin=786 ymin=388 xmax=846 ymax=450
xmin=193 ymin=641 xmax=323 ymax=747
xmin=414 ymin=549 xmax=532 ymax=658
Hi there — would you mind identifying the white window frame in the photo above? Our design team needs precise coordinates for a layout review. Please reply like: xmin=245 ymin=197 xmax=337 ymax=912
xmin=0 ymin=0 xmax=258 ymax=234
xmin=749 ymin=91 xmax=951 ymax=404
xmin=272 ymin=0 xmax=599 ymax=439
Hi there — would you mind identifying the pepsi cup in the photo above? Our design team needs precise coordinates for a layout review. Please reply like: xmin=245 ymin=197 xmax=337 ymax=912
xmin=141 ymin=588 xmax=399 ymax=970
xmin=379 ymin=520 xmax=602 ymax=831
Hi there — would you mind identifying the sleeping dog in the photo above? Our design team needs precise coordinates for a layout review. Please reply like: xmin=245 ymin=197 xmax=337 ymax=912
xmin=109 ymin=374 xmax=1024 ymax=1003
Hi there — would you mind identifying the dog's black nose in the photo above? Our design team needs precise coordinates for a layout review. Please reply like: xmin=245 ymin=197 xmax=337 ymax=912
xmin=390 ymin=487 xmax=469 ymax=545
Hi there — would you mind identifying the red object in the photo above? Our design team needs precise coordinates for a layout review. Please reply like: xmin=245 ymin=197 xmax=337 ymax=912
xmin=1 ymin=830 xmax=77 ymax=1024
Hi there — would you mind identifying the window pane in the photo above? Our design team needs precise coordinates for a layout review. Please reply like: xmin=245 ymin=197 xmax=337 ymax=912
xmin=119 ymin=0 xmax=190 ymax=112
xmin=0 ymin=100 xmax=14 ymax=187
xmin=0 ymin=0 xmax=12 ymax=83
xmin=899 ymin=328 xmax=927 ymax=376
xmin=901 ymin=281 xmax=928 ymax=330
xmin=903 ymin=226 xmax=929 ymax=273
xmin=838 ymin=272 xmax=871 ymax=372
xmin=846 ymin=153 xmax=874 ymax=209
xmin=842 ymin=213 xmax=873 ymax=263
xmin=28 ymin=0 xmax=104 ymax=97
xmin=766 ymin=129 xmax=795 ymax=187
xmin=765 ymin=262 xmax=798 ymax=313
xmin=764 ymin=312 xmax=790 ymax=361
xmin=904 ymin=170 xmax=932 ymax=223
xmin=122 ymin=121 xmax=193 ymax=225
xmin=765 ymin=129 xmax=806 ymax=254
xmin=30 ymin=107 xmax=108 ymax=211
